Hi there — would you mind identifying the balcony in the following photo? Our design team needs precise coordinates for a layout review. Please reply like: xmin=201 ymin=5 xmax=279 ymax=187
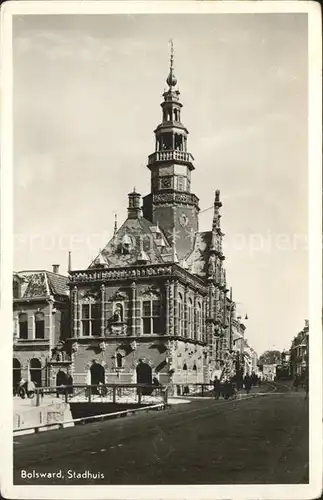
xmin=49 ymin=351 xmax=72 ymax=363
xmin=148 ymin=150 xmax=193 ymax=165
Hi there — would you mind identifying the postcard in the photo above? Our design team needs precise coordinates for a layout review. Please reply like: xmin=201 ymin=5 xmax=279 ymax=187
xmin=1 ymin=1 xmax=322 ymax=499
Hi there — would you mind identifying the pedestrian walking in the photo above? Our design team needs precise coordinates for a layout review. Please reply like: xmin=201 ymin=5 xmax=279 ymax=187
xmin=293 ymin=375 xmax=300 ymax=392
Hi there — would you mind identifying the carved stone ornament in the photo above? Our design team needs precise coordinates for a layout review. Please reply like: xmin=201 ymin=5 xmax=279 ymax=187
xmin=130 ymin=340 xmax=137 ymax=351
xmin=99 ymin=341 xmax=106 ymax=351
xmin=110 ymin=323 xmax=127 ymax=336
xmin=111 ymin=291 xmax=128 ymax=301
xmin=71 ymin=342 xmax=78 ymax=353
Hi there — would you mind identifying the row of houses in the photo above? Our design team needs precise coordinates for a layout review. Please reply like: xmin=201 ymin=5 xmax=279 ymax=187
xmin=260 ymin=320 xmax=309 ymax=381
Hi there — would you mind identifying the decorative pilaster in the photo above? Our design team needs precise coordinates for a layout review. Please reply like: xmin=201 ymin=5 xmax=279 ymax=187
xmin=169 ymin=281 xmax=174 ymax=336
xmin=184 ymin=285 xmax=188 ymax=339
xmin=202 ymin=298 xmax=207 ymax=343
xmin=100 ymin=284 xmax=105 ymax=336
xmin=131 ymin=281 xmax=136 ymax=336
xmin=194 ymin=292 xmax=198 ymax=341
xmin=77 ymin=300 xmax=82 ymax=337
xmin=165 ymin=280 xmax=170 ymax=335
xmin=134 ymin=284 xmax=141 ymax=336
xmin=48 ymin=299 xmax=53 ymax=351
xmin=174 ymin=281 xmax=178 ymax=336
xmin=72 ymin=287 xmax=79 ymax=338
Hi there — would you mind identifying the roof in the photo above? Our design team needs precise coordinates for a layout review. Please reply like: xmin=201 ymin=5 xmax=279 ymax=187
xmin=14 ymin=270 xmax=69 ymax=298
xmin=89 ymin=216 xmax=172 ymax=269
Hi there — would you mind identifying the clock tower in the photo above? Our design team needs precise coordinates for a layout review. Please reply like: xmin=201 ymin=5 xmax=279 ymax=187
xmin=142 ymin=42 xmax=199 ymax=260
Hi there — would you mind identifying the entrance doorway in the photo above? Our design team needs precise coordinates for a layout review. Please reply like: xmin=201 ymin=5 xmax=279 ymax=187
xmin=29 ymin=358 xmax=42 ymax=387
xmin=90 ymin=362 xmax=105 ymax=386
xmin=13 ymin=358 xmax=21 ymax=390
xmin=136 ymin=362 xmax=152 ymax=395
xmin=56 ymin=370 xmax=67 ymax=387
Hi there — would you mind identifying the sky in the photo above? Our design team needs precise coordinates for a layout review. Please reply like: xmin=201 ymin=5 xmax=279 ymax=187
xmin=13 ymin=13 xmax=308 ymax=355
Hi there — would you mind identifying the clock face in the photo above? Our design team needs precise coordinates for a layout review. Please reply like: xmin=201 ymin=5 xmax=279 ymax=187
xmin=179 ymin=213 xmax=189 ymax=227
xmin=160 ymin=176 xmax=172 ymax=189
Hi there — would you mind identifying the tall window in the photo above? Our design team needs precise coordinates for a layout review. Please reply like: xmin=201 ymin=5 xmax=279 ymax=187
xmin=35 ymin=312 xmax=45 ymax=339
xmin=196 ymin=303 xmax=202 ymax=341
xmin=178 ymin=293 xmax=184 ymax=337
xmin=18 ymin=313 xmax=28 ymax=339
xmin=81 ymin=303 xmax=100 ymax=336
xmin=116 ymin=353 xmax=123 ymax=368
xmin=142 ymin=299 xmax=161 ymax=334
xmin=187 ymin=298 xmax=193 ymax=339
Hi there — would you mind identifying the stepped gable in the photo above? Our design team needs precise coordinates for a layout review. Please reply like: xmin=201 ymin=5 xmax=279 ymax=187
xmin=184 ymin=231 xmax=212 ymax=277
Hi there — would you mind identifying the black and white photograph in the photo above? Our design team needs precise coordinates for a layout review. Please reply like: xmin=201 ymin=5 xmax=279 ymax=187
xmin=1 ymin=1 xmax=322 ymax=499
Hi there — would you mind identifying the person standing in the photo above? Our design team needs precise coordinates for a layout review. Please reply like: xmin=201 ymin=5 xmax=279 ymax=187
xmin=244 ymin=375 xmax=251 ymax=394
xmin=293 ymin=375 xmax=300 ymax=392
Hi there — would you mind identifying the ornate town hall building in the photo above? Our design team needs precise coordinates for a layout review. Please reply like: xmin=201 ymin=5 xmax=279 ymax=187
xmin=65 ymin=48 xmax=234 ymax=388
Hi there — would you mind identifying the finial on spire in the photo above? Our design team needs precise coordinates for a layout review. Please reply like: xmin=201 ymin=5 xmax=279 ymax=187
xmin=113 ymin=213 xmax=118 ymax=236
xmin=68 ymin=250 xmax=72 ymax=273
xmin=166 ymin=39 xmax=177 ymax=88
xmin=172 ymin=226 xmax=179 ymax=263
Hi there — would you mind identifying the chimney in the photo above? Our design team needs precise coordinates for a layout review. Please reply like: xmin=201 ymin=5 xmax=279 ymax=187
xmin=52 ymin=264 xmax=60 ymax=274
xmin=127 ymin=188 xmax=142 ymax=219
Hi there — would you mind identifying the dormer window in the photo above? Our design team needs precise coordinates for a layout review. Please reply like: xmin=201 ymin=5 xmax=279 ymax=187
xmin=121 ymin=234 xmax=132 ymax=254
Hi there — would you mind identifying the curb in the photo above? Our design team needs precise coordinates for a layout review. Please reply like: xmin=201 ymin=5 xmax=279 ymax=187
xmin=13 ymin=403 xmax=166 ymax=436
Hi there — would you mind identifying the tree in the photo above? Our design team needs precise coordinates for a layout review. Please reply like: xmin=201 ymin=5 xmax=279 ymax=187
xmin=258 ymin=350 xmax=282 ymax=366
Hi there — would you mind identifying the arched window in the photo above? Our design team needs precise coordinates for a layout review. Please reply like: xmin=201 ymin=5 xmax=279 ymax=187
xmin=183 ymin=363 xmax=187 ymax=371
xmin=187 ymin=298 xmax=193 ymax=339
xmin=29 ymin=358 xmax=42 ymax=387
xmin=18 ymin=313 xmax=28 ymax=339
xmin=196 ymin=303 xmax=202 ymax=341
xmin=35 ymin=312 xmax=45 ymax=339
xmin=142 ymin=298 xmax=161 ymax=334
xmin=116 ymin=353 xmax=123 ymax=368
xmin=13 ymin=358 xmax=21 ymax=388
xmin=193 ymin=364 xmax=197 ymax=371
xmin=178 ymin=293 xmax=184 ymax=337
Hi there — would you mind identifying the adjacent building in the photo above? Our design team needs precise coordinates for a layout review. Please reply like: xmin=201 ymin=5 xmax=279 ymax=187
xmin=289 ymin=320 xmax=309 ymax=378
xmin=13 ymin=266 xmax=70 ymax=388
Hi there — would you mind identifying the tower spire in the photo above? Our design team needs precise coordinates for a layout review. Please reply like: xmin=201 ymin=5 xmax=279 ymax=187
xmin=166 ymin=39 xmax=177 ymax=88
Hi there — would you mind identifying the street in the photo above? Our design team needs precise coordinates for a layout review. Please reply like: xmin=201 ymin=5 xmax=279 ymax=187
xmin=14 ymin=383 xmax=309 ymax=485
